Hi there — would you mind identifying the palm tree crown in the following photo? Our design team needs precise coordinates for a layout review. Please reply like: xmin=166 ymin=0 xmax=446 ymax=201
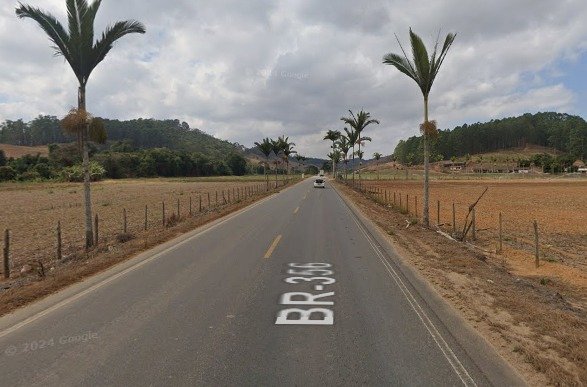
xmin=382 ymin=28 xmax=456 ymax=100
xmin=16 ymin=0 xmax=146 ymax=88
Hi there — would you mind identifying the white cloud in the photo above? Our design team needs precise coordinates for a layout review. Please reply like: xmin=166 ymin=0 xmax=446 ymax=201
xmin=1 ymin=0 xmax=586 ymax=158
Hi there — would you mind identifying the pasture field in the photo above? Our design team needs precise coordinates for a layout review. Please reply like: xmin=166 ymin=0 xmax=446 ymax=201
xmin=0 ymin=176 xmax=282 ymax=272
xmin=360 ymin=178 xmax=587 ymax=288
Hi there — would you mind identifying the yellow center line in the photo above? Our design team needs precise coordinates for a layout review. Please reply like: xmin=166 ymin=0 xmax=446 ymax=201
xmin=264 ymin=234 xmax=282 ymax=259
xmin=293 ymin=207 xmax=299 ymax=214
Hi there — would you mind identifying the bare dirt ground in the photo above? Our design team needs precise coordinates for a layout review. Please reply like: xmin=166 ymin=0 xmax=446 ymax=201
xmin=0 ymin=177 xmax=295 ymax=316
xmin=361 ymin=178 xmax=587 ymax=293
xmin=336 ymin=180 xmax=587 ymax=386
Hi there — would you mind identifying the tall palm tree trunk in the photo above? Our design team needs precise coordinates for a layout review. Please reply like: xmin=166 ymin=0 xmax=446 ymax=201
xmin=79 ymin=84 xmax=94 ymax=248
xmin=358 ymin=141 xmax=362 ymax=185
xmin=423 ymin=96 xmax=430 ymax=227
xmin=331 ymin=141 xmax=336 ymax=178
xmin=265 ymin=160 xmax=269 ymax=189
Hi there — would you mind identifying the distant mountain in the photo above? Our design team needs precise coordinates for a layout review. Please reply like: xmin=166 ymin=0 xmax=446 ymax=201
xmin=393 ymin=112 xmax=587 ymax=165
xmin=0 ymin=116 xmax=239 ymax=159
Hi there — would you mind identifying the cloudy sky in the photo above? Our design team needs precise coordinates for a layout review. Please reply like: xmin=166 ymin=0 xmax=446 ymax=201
xmin=1 ymin=0 xmax=586 ymax=158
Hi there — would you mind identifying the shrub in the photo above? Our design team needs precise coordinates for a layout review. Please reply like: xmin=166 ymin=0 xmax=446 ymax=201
xmin=59 ymin=161 xmax=106 ymax=182
xmin=0 ymin=166 xmax=17 ymax=181
xmin=116 ymin=232 xmax=135 ymax=243
xmin=18 ymin=170 xmax=42 ymax=181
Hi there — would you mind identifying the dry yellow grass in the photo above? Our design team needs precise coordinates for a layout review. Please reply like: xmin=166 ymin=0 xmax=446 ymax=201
xmin=363 ymin=178 xmax=587 ymax=290
xmin=0 ymin=143 xmax=49 ymax=158
xmin=0 ymin=178 xmax=270 ymax=271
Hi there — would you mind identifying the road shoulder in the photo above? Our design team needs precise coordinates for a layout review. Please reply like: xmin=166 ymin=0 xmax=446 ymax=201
xmin=332 ymin=180 xmax=576 ymax=386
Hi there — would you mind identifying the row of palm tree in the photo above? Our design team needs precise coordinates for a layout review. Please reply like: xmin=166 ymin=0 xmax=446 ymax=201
xmin=254 ymin=136 xmax=298 ymax=188
xmin=322 ymin=29 xmax=456 ymax=228
xmin=323 ymin=109 xmax=379 ymax=182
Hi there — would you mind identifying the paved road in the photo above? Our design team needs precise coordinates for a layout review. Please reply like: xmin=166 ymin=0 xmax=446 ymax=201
xmin=0 ymin=178 xmax=524 ymax=386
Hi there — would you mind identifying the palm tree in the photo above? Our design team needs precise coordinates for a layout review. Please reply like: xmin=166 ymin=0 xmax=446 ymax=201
xmin=344 ymin=127 xmax=359 ymax=182
xmin=255 ymin=138 xmax=273 ymax=188
xmin=16 ymin=0 xmax=146 ymax=247
xmin=271 ymin=138 xmax=283 ymax=184
xmin=373 ymin=152 xmax=383 ymax=180
xmin=336 ymin=136 xmax=351 ymax=180
xmin=295 ymin=154 xmax=307 ymax=175
xmin=327 ymin=150 xmax=341 ymax=176
xmin=277 ymin=136 xmax=296 ymax=179
xmin=383 ymin=28 xmax=456 ymax=227
xmin=341 ymin=110 xmax=379 ymax=184
xmin=323 ymin=130 xmax=341 ymax=177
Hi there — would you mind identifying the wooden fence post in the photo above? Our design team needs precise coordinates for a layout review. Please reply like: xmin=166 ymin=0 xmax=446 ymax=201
xmin=177 ymin=199 xmax=180 ymax=218
xmin=189 ymin=197 xmax=192 ymax=216
xmin=498 ymin=212 xmax=503 ymax=253
xmin=3 ymin=229 xmax=10 ymax=279
xmin=399 ymin=194 xmax=402 ymax=210
xmin=199 ymin=196 xmax=202 ymax=212
xmin=123 ymin=208 xmax=127 ymax=234
xmin=452 ymin=203 xmax=456 ymax=235
xmin=215 ymin=191 xmax=218 ymax=206
xmin=394 ymin=192 xmax=396 ymax=206
xmin=534 ymin=220 xmax=540 ymax=268
xmin=145 ymin=205 xmax=148 ymax=231
xmin=385 ymin=190 xmax=388 ymax=204
xmin=437 ymin=200 xmax=440 ymax=226
xmin=415 ymin=196 xmax=418 ymax=217
xmin=4 ymin=229 xmax=10 ymax=279
xmin=207 ymin=192 xmax=210 ymax=208
xmin=57 ymin=221 xmax=62 ymax=260
xmin=471 ymin=208 xmax=476 ymax=240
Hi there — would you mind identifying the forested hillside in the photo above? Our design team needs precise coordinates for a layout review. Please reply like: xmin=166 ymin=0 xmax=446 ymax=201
xmin=394 ymin=112 xmax=587 ymax=164
xmin=0 ymin=116 xmax=238 ymax=158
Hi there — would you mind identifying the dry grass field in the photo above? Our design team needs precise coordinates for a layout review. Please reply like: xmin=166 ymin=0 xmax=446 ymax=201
xmin=361 ymin=178 xmax=587 ymax=290
xmin=0 ymin=178 xmax=273 ymax=272
xmin=0 ymin=143 xmax=49 ymax=158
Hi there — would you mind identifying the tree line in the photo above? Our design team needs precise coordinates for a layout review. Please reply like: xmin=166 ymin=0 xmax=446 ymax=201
xmin=0 ymin=142 xmax=251 ymax=182
xmin=0 ymin=116 xmax=239 ymax=159
xmin=394 ymin=112 xmax=587 ymax=166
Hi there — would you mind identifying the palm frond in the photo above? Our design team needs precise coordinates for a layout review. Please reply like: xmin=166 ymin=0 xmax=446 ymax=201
xmin=90 ymin=20 xmax=145 ymax=76
xmin=15 ymin=4 xmax=74 ymax=65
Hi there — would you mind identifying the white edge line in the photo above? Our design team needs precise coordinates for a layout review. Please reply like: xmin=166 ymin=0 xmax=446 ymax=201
xmin=335 ymin=189 xmax=477 ymax=387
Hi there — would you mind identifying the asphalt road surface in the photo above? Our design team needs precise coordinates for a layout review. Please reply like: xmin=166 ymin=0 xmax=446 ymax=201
xmin=0 ymin=178 xmax=525 ymax=386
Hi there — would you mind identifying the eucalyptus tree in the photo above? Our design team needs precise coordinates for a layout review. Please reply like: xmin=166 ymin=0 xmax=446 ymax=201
xmin=373 ymin=152 xmax=383 ymax=180
xmin=16 ymin=0 xmax=146 ymax=247
xmin=341 ymin=110 xmax=379 ymax=183
xmin=323 ymin=130 xmax=341 ymax=177
xmin=255 ymin=138 xmax=273 ymax=188
xmin=383 ymin=28 xmax=456 ymax=226
xmin=336 ymin=135 xmax=351 ymax=180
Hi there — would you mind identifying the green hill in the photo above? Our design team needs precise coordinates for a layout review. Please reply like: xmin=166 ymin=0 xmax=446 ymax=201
xmin=394 ymin=112 xmax=587 ymax=165
xmin=0 ymin=116 xmax=239 ymax=159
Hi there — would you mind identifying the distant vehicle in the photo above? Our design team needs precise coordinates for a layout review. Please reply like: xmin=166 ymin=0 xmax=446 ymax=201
xmin=319 ymin=170 xmax=325 ymax=176
xmin=313 ymin=178 xmax=325 ymax=188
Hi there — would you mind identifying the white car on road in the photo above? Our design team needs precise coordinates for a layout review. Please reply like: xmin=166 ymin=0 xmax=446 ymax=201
xmin=313 ymin=178 xmax=325 ymax=188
